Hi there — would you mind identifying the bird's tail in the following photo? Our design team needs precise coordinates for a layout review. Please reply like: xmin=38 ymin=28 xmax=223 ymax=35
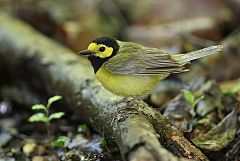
xmin=171 ymin=45 xmax=223 ymax=65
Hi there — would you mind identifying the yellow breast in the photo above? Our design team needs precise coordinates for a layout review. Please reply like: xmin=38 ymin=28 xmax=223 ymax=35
xmin=96 ymin=67 xmax=163 ymax=97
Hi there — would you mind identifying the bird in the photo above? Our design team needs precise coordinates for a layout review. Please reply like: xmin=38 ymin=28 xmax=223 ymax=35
xmin=78 ymin=37 xmax=223 ymax=97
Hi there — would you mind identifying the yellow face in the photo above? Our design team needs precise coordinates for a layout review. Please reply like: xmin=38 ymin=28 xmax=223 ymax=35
xmin=87 ymin=42 xmax=114 ymax=58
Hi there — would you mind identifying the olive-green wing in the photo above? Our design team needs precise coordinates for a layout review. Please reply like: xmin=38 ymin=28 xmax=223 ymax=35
xmin=104 ymin=46 xmax=186 ymax=75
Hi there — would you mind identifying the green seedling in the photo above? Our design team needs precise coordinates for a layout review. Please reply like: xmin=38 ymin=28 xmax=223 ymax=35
xmin=97 ymin=137 xmax=107 ymax=147
xmin=183 ymin=90 xmax=204 ymax=107
xmin=224 ymin=85 xmax=240 ymax=95
xmin=97 ymin=136 xmax=111 ymax=153
xmin=78 ymin=124 xmax=89 ymax=134
xmin=51 ymin=135 xmax=69 ymax=148
xmin=28 ymin=95 xmax=65 ymax=141
xmin=183 ymin=90 xmax=204 ymax=116
xmin=193 ymin=118 xmax=210 ymax=128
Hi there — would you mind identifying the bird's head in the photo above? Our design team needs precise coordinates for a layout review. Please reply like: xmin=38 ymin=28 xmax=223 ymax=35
xmin=79 ymin=37 xmax=119 ymax=58
xmin=78 ymin=37 xmax=119 ymax=73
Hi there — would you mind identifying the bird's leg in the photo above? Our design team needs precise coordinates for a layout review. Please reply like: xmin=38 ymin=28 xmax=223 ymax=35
xmin=115 ymin=96 xmax=141 ymax=110
xmin=114 ymin=97 xmax=132 ymax=109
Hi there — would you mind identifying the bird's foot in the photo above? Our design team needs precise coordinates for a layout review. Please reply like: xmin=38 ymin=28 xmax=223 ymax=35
xmin=115 ymin=96 xmax=141 ymax=110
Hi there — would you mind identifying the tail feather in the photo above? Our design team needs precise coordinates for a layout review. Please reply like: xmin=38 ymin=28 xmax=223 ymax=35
xmin=171 ymin=45 xmax=223 ymax=65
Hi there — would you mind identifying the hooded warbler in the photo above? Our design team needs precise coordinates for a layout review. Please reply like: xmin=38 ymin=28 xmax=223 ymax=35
xmin=79 ymin=37 xmax=223 ymax=97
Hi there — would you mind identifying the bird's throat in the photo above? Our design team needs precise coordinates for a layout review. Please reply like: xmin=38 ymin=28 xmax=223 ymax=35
xmin=88 ymin=56 xmax=109 ymax=73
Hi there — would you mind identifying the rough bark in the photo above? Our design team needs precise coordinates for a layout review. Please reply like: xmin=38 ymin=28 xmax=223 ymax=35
xmin=0 ymin=12 xmax=208 ymax=161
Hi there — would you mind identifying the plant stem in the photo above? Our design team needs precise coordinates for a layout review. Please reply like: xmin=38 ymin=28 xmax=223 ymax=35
xmin=45 ymin=108 xmax=50 ymax=143
xmin=46 ymin=121 xmax=50 ymax=142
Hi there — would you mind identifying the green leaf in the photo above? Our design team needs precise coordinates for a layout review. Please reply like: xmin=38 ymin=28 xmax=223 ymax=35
xmin=50 ymin=136 xmax=68 ymax=148
xmin=183 ymin=90 xmax=195 ymax=106
xmin=31 ymin=104 xmax=46 ymax=111
xmin=226 ymin=85 xmax=240 ymax=95
xmin=49 ymin=112 xmax=65 ymax=121
xmin=193 ymin=95 xmax=204 ymax=107
xmin=47 ymin=95 xmax=62 ymax=109
xmin=78 ymin=124 xmax=88 ymax=133
xmin=97 ymin=138 xmax=107 ymax=147
xmin=193 ymin=118 xmax=210 ymax=128
xmin=28 ymin=113 xmax=48 ymax=123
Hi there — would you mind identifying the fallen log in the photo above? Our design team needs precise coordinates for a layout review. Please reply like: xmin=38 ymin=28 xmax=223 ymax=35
xmin=0 ymin=12 xmax=208 ymax=161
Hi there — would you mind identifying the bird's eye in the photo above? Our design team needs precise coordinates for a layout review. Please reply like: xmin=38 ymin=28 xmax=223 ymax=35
xmin=99 ymin=46 xmax=106 ymax=52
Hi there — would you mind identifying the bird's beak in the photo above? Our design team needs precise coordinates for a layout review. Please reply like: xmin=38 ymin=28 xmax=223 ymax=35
xmin=78 ymin=50 xmax=96 ymax=56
